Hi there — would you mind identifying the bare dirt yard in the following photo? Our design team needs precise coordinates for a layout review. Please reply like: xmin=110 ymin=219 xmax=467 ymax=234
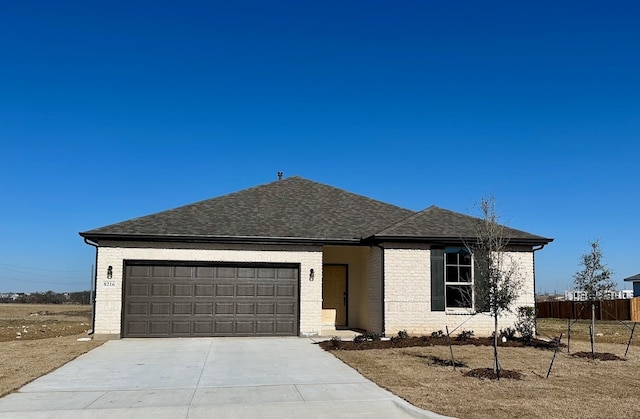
xmin=0 ymin=304 xmax=107 ymax=397
xmin=322 ymin=319 xmax=640 ymax=419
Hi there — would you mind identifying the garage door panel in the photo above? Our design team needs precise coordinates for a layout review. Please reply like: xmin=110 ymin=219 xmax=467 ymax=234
xmin=151 ymin=284 xmax=171 ymax=297
xmin=215 ymin=302 xmax=235 ymax=315
xmin=173 ymin=283 xmax=193 ymax=297
xmin=235 ymin=321 xmax=255 ymax=334
xmin=236 ymin=302 xmax=254 ymax=315
xmin=277 ymin=303 xmax=295 ymax=315
xmin=257 ymin=285 xmax=275 ymax=297
xmin=172 ymin=322 xmax=191 ymax=334
xmin=129 ymin=265 xmax=151 ymax=278
xmin=277 ymin=268 xmax=296 ymax=279
xmin=276 ymin=284 xmax=295 ymax=298
xmin=150 ymin=302 xmax=171 ymax=315
xmin=256 ymin=303 xmax=275 ymax=315
xmin=195 ymin=267 xmax=215 ymax=278
xmin=214 ymin=321 xmax=234 ymax=334
xmin=238 ymin=267 xmax=256 ymax=278
xmin=174 ymin=266 xmax=193 ymax=278
xmin=151 ymin=266 xmax=172 ymax=278
xmin=194 ymin=302 xmax=213 ymax=315
xmin=127 ymin=302 xmax=149 ymax=315
xmin=194 ymin=321 xmax=214 ymax=334
xmin=276 ymin=321 xmax=295 ymax=334
xmin=126 ymin=321 xmax=148 ymax=336
xmin=215 ymin=284 xmax=234 ymax=297
xmin=172 ymin=302 xmax=192 ymax=315
xmin=256 ymin=268 xmax=275 ymax=279
xmin=236 ymin=284 xmax=255 ymax=297
xmin=216 ymin=267 xmax=236 ymax=278
xmin=129 ymin=283 xmax=150 ymax=296
xmin=256 ymin=321 xmax=274 ymax=334
xmin=124 ymin=264 xmax=298 ymax=337
xmin=194 ymin=284 xmax=213 ymax=297
xmin=149 ymin=321 xmax=170 ymax=335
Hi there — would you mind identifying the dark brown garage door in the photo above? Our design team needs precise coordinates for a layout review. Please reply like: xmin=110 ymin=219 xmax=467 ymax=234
xmin=123 ymin=263 xmax=299 ymax=337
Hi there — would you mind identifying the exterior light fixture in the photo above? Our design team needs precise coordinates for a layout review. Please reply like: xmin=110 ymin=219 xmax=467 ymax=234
xmin=107 ymin=266 xmax=113 ymax=279
xmin=309 ymin=268 xmax=314 ymax=281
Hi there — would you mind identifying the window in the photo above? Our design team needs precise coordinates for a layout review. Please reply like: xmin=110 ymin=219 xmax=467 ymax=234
xmin=430 ymin=247 xmax=474 ymax=312
xmin=444 ymin=248 xmax=473 ymax=309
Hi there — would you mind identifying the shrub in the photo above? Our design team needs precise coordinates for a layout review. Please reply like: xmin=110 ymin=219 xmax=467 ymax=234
xmin=329 ymin=336 xmax=342 ymax=348
xmin=353 ymin=334 xmax=367 ymax=343
xmin=515 ymin=306 xmax=536 ymax=342
xmin=492 ymin=327 xmax=517 ymax=340
xmin=431 ymin=330 xmax=445 ymax=338
xmin=397 ymin=330 xmax=409 ymax=339
xmin=456 ymin=330 xmax=475 ymax=341
xmin=365 ymin=331 xmax=381 ymax=341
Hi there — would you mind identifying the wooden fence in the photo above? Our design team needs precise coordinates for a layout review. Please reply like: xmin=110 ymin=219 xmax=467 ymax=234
xmin=536 ymin=297 xmax=640 ymax=321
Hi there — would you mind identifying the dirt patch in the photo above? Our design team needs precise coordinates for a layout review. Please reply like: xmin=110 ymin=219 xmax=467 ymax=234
xmin=571 ymin=351 xmax=625 ymax=361
xmin=464 ymin=367 xmax=523 ymax=380
xmin=0 ymin=304 xmax=106 ymax=397
xmin=322 ymin=333 xmax=640 ymax=419
xmin=319 ymin=335 xmax=558 ymax=351
xmin=0 ymin=304 xmax=93 ymax=342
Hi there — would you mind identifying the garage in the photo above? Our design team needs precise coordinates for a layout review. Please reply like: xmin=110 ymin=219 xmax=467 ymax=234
xmin=122 ymin=263 xmax=299 ymax=337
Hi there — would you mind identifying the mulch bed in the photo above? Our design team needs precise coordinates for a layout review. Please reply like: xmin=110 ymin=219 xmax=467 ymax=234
xmin=571 ymin=351 xmax=625 ymax=361
xmin=464 ymin=368 xmax=523 ymax=380
xmin=319 ymin=335 xmax=559 ymax=351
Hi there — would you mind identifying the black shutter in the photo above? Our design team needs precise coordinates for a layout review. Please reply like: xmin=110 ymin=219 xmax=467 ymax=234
xmin=431 ymin=248 xmax=445 ymax=311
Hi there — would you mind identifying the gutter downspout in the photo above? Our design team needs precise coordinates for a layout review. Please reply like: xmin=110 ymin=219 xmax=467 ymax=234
xmin=532 ymin=244 xmax=548 ymax=336
xmin=531 ymin=244 xmax=547 ymax=298
xmin=83 ymin=238 xmax=98 ymax=336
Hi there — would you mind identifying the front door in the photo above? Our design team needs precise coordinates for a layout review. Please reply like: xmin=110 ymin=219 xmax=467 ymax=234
xmin=322 ymin=265 xmax=347 ymax=327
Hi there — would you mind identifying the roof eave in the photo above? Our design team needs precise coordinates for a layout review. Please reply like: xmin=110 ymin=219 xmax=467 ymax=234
xmin=369 ymin=235 xmax=554 ymax=246
xmin=78 ymin=232 xmax=361 ymax=246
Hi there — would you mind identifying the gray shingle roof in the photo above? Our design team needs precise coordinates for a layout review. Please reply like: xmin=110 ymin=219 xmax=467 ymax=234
xmin=80 ymin=177 xmax=414 ymax=243
xmin=375 ymin=206 xmax=552 ymax=245
xmin=80 ymin=176 xmax=553 ymax=246
xmin=624 ymin=274 xmax=640 ymax=281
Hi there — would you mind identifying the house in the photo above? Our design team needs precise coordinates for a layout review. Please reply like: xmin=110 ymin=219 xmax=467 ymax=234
xmin=79 ymin=176 xmax=553 ymax=339
xmin=564 ymin=289 xmax=634 ymax=301
xmin=624 ymin=274 xmax=640 ymax=297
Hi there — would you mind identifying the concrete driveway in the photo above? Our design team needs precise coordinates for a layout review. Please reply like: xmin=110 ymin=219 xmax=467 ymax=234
xmin=0 ymin=337 xmax=448 ymax=418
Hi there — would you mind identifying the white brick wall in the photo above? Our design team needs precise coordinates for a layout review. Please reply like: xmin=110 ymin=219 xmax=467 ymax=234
xmin=384 ymin=245 xmax=537 ymax=337
xmin=94 ymin=242 xmax=323 ymax=337
xmin=92 ymin=240 xmax=538 ymax=339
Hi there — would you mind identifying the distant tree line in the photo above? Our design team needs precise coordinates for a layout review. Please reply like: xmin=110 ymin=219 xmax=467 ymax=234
xmin=0 ymin=291 xmax=91 ymax=305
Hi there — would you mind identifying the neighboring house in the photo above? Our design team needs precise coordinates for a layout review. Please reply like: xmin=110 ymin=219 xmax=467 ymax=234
xmin=624 ymin=274 xmax=640 ymax=297
xmin=564 ymin=289 xmax=634 ymax=301
xmin=79 ymin=176 xmax=553 ymax=339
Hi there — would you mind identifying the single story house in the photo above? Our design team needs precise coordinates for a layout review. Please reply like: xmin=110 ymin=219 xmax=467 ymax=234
xmin=624 ymin=274 xmax=640 ymax=297
xmin=79 ymin=176 xmax=553 ymax=339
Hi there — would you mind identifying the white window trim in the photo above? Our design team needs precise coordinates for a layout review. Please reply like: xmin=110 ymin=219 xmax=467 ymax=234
xmin=444 ymin=248 xmax=474 ymax=313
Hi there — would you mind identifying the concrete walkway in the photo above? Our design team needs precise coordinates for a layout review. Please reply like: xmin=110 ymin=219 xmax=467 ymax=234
xmin=0 ymin=337 xmax=449 ymax=418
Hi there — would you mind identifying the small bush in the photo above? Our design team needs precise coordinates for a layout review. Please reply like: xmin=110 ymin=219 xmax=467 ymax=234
xmin=329 ymin=336 xmax=342 ymax=348
xmin=456 ymin=330 xmax=475 ymax=341
xmin=515 ymin=306 xmax=537 ymax=342
xmin=353 ymin=334 xmax=367 ymax=343
xmin=431 ymin=330 xmax=445 ymax=338
xmin=492 ymin=327 xmax=517 ymax=340
xmin=397 ymin=330 xmax=409 ymax=339
xmin=353 ymin=331 xmax=381 ymax=343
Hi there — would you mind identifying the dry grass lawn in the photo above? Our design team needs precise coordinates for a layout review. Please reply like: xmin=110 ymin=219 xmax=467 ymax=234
xmin=0 ymin=304 xmax=107 ymax=397
xmin=2 ymin=305 xmax=639 ymax=418
xmin=327 ymin=319 xmax=640 ymax=419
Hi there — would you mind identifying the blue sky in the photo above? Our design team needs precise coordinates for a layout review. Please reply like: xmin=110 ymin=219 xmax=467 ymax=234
xmin=1 ymin=1 xmax=638 ymax=294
